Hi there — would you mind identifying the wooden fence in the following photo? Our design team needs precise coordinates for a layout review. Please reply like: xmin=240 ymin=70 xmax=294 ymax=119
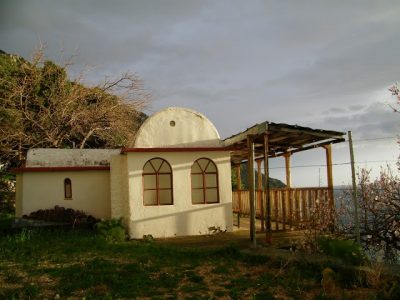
xmin=232 ymin=188 xmax=331 ymax=231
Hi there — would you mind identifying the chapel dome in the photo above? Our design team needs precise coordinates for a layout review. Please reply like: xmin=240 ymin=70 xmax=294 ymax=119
xmin=134 ymin=107 xmax=221 ymax=147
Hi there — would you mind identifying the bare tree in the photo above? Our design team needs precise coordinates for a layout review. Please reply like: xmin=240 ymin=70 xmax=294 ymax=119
xmin=338 ymin=168 xmax=400 ymax=262
xmin=0 ymin=47 xmax=149 ymax=169
xmin=389 ymin=84 xmax=400 ymax=114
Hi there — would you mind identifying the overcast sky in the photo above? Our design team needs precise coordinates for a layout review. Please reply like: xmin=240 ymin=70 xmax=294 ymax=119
xmin=1 ymin=0 xmax=399 ymax=186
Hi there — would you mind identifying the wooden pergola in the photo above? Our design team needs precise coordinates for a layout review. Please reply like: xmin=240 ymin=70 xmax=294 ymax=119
xmin=223 ymin=122 xmax=346 ymax=244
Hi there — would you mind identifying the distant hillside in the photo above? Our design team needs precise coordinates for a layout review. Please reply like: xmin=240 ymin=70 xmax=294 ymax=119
xmin=232 ymin=163 xmax=285 ymax=190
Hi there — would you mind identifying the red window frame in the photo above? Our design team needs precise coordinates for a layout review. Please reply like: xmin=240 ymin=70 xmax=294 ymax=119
xmin=191 ymin=158 xmax=219 ymax=204
xmin=142 ymin=158 xmax=173 ymax=206
xmin=64 ymin=178 xmax=72 ymax=199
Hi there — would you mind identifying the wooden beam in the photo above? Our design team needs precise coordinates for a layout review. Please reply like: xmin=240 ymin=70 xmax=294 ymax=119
xmin=224 ymin=122 xmax=268 ymax=146
xmin=284 ymin=153 xmax=291 ymax=231
xmin=268 ymin=124 xmax=345 ymax=139
xmin=248 ymin=135 xmax=256 ymax=245
xmin=263 ymin=133 xmax=272 ymax=243
xmin=284 ymin=153 xmax=292 ymax=188
xmin=323 ymin=144 xmax=334 ymax=210
xmin=348 ymin=131 xmax=360 ymax=243
xmin=265 ymin=138 xmax=345 ymax=159
xmin=268 ymin=132 xmax=299 ymax=142
xmin=236 ymin=164 xmax=242 ymax=215
xmin=256 ymin=159 xmax=264 ymax=232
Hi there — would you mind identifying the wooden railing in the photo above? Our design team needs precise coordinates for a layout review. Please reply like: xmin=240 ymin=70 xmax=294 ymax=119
xmin=232 ymin=187 xmax=332 ymax=231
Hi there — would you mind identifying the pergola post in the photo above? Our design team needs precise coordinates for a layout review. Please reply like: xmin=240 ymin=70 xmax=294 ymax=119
xmin=235 ymin=164 xmax=241 ymax=228
xmin=256 ymin=159 xmax=264 ymax=231
xmin=323 ymin=144 xmax=335 ymax=231
xmin=284 ymin=153 xmax=292 ymax=228
xmin=247 ymin=135 xmax=256 ymax=245
xmin=263 ymin=133 xmax=272 ymax=243
xmin=323 ymin=144 xmax=334 ymax=208
xmin=284 ymin=153 xmax=292 ymax=188
xmin=223 ymin=121 xmax=345 ymax=237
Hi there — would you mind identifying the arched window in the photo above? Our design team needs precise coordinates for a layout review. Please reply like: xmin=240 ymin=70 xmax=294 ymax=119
xmin=143 ymin=158 xmax=173 ymax=206
xmin=191 ymin=158 xmax=219 ymax=204
xmin=64 ymin=178 xmax=72 ymax=199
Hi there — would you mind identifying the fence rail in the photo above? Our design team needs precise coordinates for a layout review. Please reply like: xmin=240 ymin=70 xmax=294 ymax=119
xmin=232 ymin=187 xmax=331 ymax=231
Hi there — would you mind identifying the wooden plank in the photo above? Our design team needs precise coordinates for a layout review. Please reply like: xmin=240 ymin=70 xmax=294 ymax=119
xmin=248 ymin=136 xmax=256 ymax=244
xmin=267 ymin=124 xmax=345 ymax=139
xmin=264 ymin=138 xmax=345 ymax=159
xmin=282 ymin=190 xmax=287 ymax=230
xmin=233 ymin=187 xmax=333 ymax=231
xmin=284 ymin=153 xmax=291 ymax=188
xmin=302 ymin=190 xmax=307 ymax=222
xmin=236 ymin=165 xmax=242 ymax=214
xmin=232 ymin=191 xmax=238 ymax=212
xmin=223 ymin=122 xmax=267 ymax=146
xmin=270 ymin=191 xmax=274 ymax=221
xmin=263 ymin=133 xmax=271 ymax=240
xmin=324 ymin=144 xmax=334 ymax=211
xmin=288 ymin=189 xmax=293 ymax=226
xmin=256 ymin=159 xmax=264 ymax=231
xmin=274 ymin=190 xmax=279 ymax=231
xmin=295 ymin=189 xmax=300 ymax=224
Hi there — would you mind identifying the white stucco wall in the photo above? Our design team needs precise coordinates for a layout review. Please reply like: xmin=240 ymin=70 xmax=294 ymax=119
xmin=110 ymin=155 xmax=123 ymax=218
xmin=134 ymin=107 xmax=222 ymax=147
xmin=110 ymin=154 xmax=130 ymax=224
xmin=18 ymin=170 xmax=111 ymax=219
xmin=123 ymin=151 xmax=233 ymax=238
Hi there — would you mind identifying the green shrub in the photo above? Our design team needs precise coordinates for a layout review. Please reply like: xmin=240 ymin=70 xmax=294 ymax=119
xmin=6 ymin=228 xmax=33 ymax=243
xmin=317 ymin=237 xmax=367 ymax=265
xmin=24 ymin=206 xmax=98 ymax=228
xmin=95 ymin=218 xmax=126 ymax=242
xmin=0 ymin=212 xmax=13 ymax=233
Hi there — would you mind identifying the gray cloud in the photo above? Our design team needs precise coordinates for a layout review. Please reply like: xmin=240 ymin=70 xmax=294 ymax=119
xmin=316 ymin=102 xmax=399 ymax=139
xmin=1 ymin=0 xmax=399 ymax=185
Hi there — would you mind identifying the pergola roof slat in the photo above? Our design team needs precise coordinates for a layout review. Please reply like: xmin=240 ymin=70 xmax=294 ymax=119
xmin=224 ymin=121 xmax=345 ymax=164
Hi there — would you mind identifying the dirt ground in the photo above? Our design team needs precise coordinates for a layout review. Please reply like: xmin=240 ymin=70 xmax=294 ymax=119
xmin=155 ymin=216 xmax=400 ymax=278
xmin=156 ymin=216 xmax=305 ymax=250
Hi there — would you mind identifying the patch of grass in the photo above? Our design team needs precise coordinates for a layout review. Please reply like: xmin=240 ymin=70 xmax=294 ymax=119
xmin=0 ymin=288 xmax=20 ymax=300
xmin=224 ymin=276 xmax=254 ymax=298
xmin=317 ymin=237 xmax=368 ymax=266
xmin=0 ymin=283 xmax=40 ymax=300
xmin=180 ymin=283 xmax=204 ymax=293
xmin=291 ymin=260 xmax=323 ymax=280
xmin=3 ymin=270 xmax=23 ymax=283
xmin=253 ymin=290 xmax=276 ymax=300
xmin=212 ymin=262 xmax=237 ymax=274
xmin=185 ymin=270 xmax=204 ymax=283
xmin=213 ymin=290 xmax=227 ymax=297
xmin=54 ymin=259 xmax=164 ymax=297
xmin=0 ymin=228 xmax=396 ymax=299
xmin=23 ymin=283 xmax=40 ymax=299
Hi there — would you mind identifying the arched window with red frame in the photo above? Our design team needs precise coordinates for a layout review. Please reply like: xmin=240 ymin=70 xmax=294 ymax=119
xmin=191 ymin=158 xmax=219 ymax=204
xmin=143 ymin=158 xmax=173 ymax=206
